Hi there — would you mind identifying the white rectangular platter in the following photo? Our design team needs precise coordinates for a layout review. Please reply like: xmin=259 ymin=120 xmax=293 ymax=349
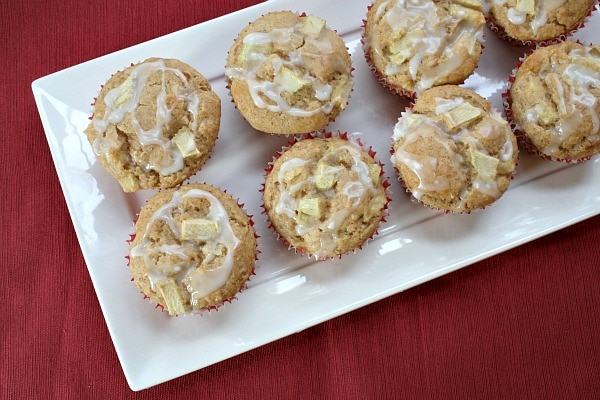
xmin=32 ymin=0 xmax=600 ymax=391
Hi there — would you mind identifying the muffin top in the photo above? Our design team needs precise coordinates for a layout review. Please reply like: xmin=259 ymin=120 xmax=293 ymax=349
xmin=84 ymin=58 xmax=221 ymax=192
xmin=486 ymin=0 xmax=596 ymax=43
xmin=263 ymin=136 xmax=388 ymax=258
xmin=364 ymin=0 xmax=485 ymax=95
xmin=392 ymin=85 xmax=518 ymax=212
xmin=225 ymin=11 xmax=353 ymax=134
xmin=129 ymin=184 xmax=256 ymax=315
xmin=509 ymin=41 xmax=600 ymax=161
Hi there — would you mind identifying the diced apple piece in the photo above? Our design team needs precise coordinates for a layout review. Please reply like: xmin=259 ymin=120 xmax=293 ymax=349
xmin=363 ymin=195 xmax=387 ymax=222
xmin=331 ymin=79 xmax=353 ymax=109
xmin=297 ymin=197 xmax=321 ymax=218
xmin=115 ymin=77 xmax=134 ymax=107
xmin=314 ymin=163 xmax=338 ymax=191
xmin=314 ymin=174 xmax=335 ymax=191
xmin=238 ymin=42 xmax=273 ymax=63
xmin=300 ymin=15 xmax=326 ymax=37
xmin=388 ymin=37 xmax=410 ymax=55
xmin=443 ymin=103 xmax=482 ymax=129
xmin=181 ymin=218 xmax=219 ymax=241
xmin=515 ymin=0 xmax=535 ymax=15
xmin=368 ymin=164 xmax=381 ymax=186
xmin=452 ymin=0 xmax=483 ymax=11
xmin=156 ymin=279 xmax=186 ymax=316
xmin=389 ymin=48 xmax=414 ymax=65
xmin=283 ymin=166 xmax=303 ymax=184
xmin=388 ymin=33 xmax=419 ymax=64
xmin=533 ymin=102 xmax=558 ymax=125
xmin=401 ymin=113 xmax=421 ymax=129
xmin=119 ymin=174 xmax=138 ymax=192
xmin=275 ymin=66 xmax=309 ymax=93
xmin=370 ymin=195 xmax=387 ymax=213
xmin=202 ymin=242 xmax=225 ymax=257
xmin=172 ymin=127 xmax=200 ymax=158
xmin=469 ymin=148 xmax=499 ymax=180
xmin=289 ymin=32 xmax=304 ymax=49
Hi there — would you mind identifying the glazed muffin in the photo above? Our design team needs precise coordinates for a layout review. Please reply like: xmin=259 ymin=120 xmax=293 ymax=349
xmin=128 ymin=183 xmax=257 ymax=315
xmin=263 ymin=135 xmax=388 ymax=259
xmin=392 ymin=85 xmax=518 ymax=213
xmin=84 ymin=58 xmax=221 ymax=192
xmin=225 ymin=11 xmax=354 ymax=134
xmin=507 ymin=41 xmax=600 ymax=162
xmin=486 ymin=0 xmax=596 ymax=44
xmin=363 ymin=0 xmax=485 ymax=97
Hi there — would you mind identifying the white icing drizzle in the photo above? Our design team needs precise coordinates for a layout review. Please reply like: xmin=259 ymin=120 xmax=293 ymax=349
xmin=274 ymin=144 xmax=378 ymax=257
xmin=225 ymin=20 xmax=348 ymax=117
xmin=523 ymin=46 xmax=600 ymax=155
xmin=504 ymin=0 xmax=565 ymax=35
xmin=275 ymin=157 xmax=311 ymax=218
xmin=130 ymin=189 xmax=241 ymax=307
xmin=392 ymin=114 xmax=455 ymax=199
xmin=367 ymin=0 xmax=483 ymax=93
xmin=374 ymin=0 xmax=391 ymax=20
xmin=507 ymin=8 xmax=527 ymax=25
xmin=392 ymin=97 xmax=514 ymax=204
xmin=91 ymin=59 xmax=200 ymax=175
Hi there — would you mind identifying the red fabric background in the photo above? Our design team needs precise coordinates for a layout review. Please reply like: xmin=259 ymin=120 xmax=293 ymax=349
xmin=2 ymin=0 xmax=599 ymax=398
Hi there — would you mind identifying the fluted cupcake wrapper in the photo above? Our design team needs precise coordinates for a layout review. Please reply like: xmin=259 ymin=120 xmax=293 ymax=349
xmin=361 ymin=3 xmax=485 ymax=100
xmin=261 ymin=130 xmax=392 ymax=261
xmin=390 ymin=97 xmax=519 ymax=215
xmin=224 ymin=11 xmax=355 ymax=136
xmin=125 ymin=184 xmax=260 ymax=316
xmin=502 ymin=42 xmax=593 ymax=164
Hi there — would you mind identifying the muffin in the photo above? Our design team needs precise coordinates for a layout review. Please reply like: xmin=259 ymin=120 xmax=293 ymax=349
xmin=225 ymin=11 xmax=354 ymax=134
xmin=507 ymin=41 xmax=600 ymax=162
xmin=263 ymin=134 xmax=388 ymax=259
xmin=391 ymin=85 xmax=518 ymax=213
xmin=486 ymin=0 xmax=597 ymax=45
xmin=363 ymin=0 xmax=485 ymax=97
xmin=84 ymin=58 xmax=221 ymax=192
xmin=128 ymin=183 xmax=257 ymax=315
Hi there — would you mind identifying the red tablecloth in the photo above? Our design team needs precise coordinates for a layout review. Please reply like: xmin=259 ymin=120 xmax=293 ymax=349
xmin=3 ymin=0 xmax=599 ymax=398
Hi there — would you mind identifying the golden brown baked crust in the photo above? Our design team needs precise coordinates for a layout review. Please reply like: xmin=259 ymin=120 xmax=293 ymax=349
xmin=363 ymin=0 xmax=484 ymax=96
xmin=225 ymin=11 xmax=353 ymax=134
xmin=129 ymin=183 xmax=256 ymax=315
xmin=392 ymin=85 xmax=518 ymax=212
xmin=509 ymin=41 xmax=600 ymax=161
xmin=263 ymin=136 xmax=387 ymax=258
xmin=488 ymin=0 xmax=596 ymax=43
xmin=84 ymin=58 xmax=221 ymax=192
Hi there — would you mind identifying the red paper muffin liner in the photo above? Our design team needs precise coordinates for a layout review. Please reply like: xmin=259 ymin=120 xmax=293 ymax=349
xmin=502 ymin=42 xmax=593 ymax=164
xmin=260 ymin=130 xmax=392 ymax=261
xmin=125 ymin=184 xmax=260 ymax=316
xmin=224 ymin=11 xmax=355 ymax=136
xmin=362 ymin=40 xmax=417 ymax=100
xmin=87 ymin=60 xmax=220 ymax=192
xmin=390 ymin=98 xmax=519 ymax=214
xmin=361 ymin=2 xmax=485 ymax=100
xmin=485 ymin=1 xmax=598 ymax=47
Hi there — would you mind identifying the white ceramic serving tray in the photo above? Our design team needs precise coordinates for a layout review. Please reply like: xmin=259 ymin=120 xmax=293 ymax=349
xmin=32 ymin=0 xmax=600 ymax=391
